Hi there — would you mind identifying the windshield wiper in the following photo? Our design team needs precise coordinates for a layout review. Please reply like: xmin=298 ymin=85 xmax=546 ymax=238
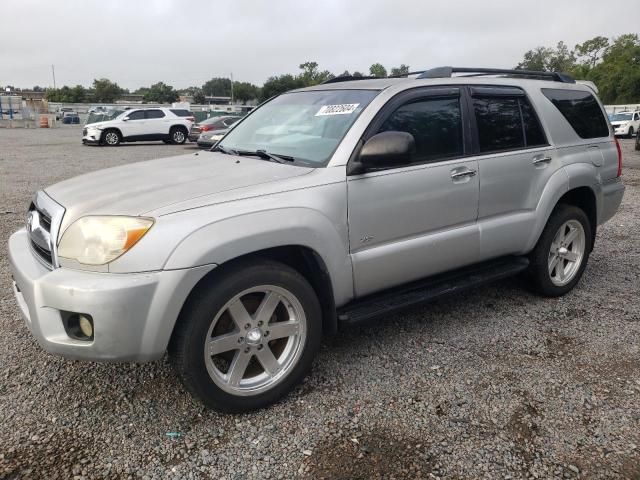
xmin=236 ymin=149 xmax=296 ymax=164
xmin=211 ymin=144 xmax=238 ymax=155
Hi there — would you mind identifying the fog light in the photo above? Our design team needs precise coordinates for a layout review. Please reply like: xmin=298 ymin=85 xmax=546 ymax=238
xmin=78 ymin=315 xmax=93 ymax=337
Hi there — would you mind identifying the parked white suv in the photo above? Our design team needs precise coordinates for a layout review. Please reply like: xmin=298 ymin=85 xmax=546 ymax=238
xmin=610 ymin=110 xmax=640 ymax=138
xmin=82 ymin=108 xmax=194 ymax=146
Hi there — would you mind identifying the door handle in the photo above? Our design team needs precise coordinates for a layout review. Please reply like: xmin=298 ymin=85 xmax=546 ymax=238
xmin=532 ymin=156 xmax=552 ymax=165
xmin=450 ymin=169 xmax=477 ymax=179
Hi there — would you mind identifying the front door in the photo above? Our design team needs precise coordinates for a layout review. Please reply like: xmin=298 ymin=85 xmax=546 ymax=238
xmin=120 ymin=109 xmax=147 ymax=139
xmin=347 ymin=88 xmax=480 ymax=297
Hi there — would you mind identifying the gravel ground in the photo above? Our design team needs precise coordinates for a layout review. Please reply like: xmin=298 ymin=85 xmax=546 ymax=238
xmin=1 ymin=126 xmax=639 ymax=480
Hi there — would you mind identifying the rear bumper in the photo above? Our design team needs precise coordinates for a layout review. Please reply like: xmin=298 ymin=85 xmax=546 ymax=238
xmin=597 ymin=177 xmax=625 ymax=225
xmin=8 ymin=228 xmax=215 ymax=362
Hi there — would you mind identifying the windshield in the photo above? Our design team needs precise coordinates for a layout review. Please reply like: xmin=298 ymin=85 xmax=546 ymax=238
xmin=218 ymin=89 xmax=379 ymax=166
xmin=610 ymin=113 xmax=632 ymax=122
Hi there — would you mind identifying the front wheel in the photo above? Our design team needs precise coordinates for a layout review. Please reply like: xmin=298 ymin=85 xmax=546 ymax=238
xmin=628 ymin=127 xmax=635 ymax=139
xmin=102 ymin=129 xmax=121 ymax=146
xmin=169 ymin=260 xmax=322 ymax=412
xmin=527 ymin=205 xmax=592 ymax=297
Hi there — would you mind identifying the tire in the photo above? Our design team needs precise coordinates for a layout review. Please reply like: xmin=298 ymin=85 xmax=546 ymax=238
xmin=102 ymin=129 xmax=121 ymax=146
xmin=169 ymin=259 xmax=322 ymax=412
xmin=170 ymin=126 xmax=187 ymax=145
xmin=527 ymin=204 xmax=592 ymax=297
xmin=635 ymin=132 xmax=640 ymax=151
xmin=628 ymin=127 xmax=635 ymax=139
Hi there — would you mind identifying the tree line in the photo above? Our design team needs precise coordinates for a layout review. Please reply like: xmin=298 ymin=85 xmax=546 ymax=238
xmin=11 ymin=34 xmax=640 ymax=105
xmin=516 ymin=33 xmax=640 ymax=104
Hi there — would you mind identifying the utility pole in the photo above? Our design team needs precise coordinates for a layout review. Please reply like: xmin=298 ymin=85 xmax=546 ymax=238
xmin=230 ymin=72 xmax=234 ymax=105
xmin=51 ymin=64 xmax=56 ymax=89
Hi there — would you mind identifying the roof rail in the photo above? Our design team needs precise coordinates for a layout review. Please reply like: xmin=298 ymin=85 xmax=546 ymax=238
xmin=416 ymin=67 xmax=575 ymax=84
xmin=321 ymin=75 xmax=379 ymax=84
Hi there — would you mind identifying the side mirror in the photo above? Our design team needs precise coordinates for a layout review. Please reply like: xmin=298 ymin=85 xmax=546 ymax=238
xmin=122 ymin=117 xmax=129 ymax=121
xmin=352 ymin=131 xmax=415 ymax=173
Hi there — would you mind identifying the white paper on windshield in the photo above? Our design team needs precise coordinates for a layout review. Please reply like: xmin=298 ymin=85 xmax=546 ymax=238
xmin=315 ymin=104 xmax=360 ymax=116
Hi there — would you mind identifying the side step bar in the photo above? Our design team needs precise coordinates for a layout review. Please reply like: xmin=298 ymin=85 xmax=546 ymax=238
xmin=337 ymin=256 xmax=530 ymax=326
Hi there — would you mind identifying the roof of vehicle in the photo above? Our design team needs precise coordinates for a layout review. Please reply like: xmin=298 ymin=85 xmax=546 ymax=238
xmin=294 ymin=67 xmax=592 ymax=94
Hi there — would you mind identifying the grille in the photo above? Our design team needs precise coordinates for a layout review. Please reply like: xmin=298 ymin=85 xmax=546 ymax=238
xmin=82 ymin=128 xmax=87 ymax=136
xmin=27 ymin=192 xmax=64 ymax=269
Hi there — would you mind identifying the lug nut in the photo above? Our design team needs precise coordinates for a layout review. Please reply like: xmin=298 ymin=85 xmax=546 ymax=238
xmin=264 ymin=331 xmax=269 ymax=337
xmin=238 ymin=337 xmax=243 ymax=343
xmin=244 ymin=323 xmax=251 ymax=330
xmin=258 ymin=320 xmax=263 ymax=327
xmin=257 ymin=344 xmax=264 ymax=350
xmin=244 ymin=347 xmax=250 ymax=353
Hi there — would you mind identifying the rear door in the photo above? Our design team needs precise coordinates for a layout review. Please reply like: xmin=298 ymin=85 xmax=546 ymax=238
xmin=469 ymin=86 xmax=558 ymax=260
xmin=144 ymin=109 xmax=168 ymax=137
xmin=347 ymin=87 xmax=480 ymax=297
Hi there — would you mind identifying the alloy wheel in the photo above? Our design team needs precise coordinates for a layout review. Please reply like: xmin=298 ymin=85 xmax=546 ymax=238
xmin=548 ymin=219 xmax=586 ymax=286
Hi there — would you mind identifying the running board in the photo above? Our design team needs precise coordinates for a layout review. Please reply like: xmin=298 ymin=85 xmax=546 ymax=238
xmin=337 ymin=256 xmax=529 ymax=326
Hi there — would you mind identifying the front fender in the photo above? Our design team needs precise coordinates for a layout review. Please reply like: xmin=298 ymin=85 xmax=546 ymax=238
xmin=164 ymin=207 xmax=353 ymax=306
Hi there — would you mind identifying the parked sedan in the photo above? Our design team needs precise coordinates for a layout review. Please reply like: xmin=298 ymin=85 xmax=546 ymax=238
xmin=189 ymin=116 xmax=240 ymax=142
xmin=62 ymin=112 xmax=80 ymax=124
xmin=196 ymin=128 xmax=229 ymax=148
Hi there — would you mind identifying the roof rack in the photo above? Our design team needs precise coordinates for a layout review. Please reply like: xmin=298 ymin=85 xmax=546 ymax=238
xmin=415 ymin=67 xmax=575 ymax=84
xmin=322 ymin=75 xmax=378 ymax=84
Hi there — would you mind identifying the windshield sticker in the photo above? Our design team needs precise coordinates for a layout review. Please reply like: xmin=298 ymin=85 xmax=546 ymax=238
xmin=315 ymin=104 xmax=360 ymax=116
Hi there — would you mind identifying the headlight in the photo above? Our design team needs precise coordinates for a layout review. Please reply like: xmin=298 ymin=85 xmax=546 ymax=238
xmin=87 ymin=124 xmax=103 ymax=130
xmin=209 ymin=134 xmax=225 ymax=142
xmin=58 ymin=216 xmax=154 ymax=266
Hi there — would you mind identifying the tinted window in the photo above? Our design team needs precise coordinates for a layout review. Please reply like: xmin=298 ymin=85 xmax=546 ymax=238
xmin=542 ymin=88 xmax=609 ymax=139
xmin=126 ymin=110 xmax=145 ymax=120
xmin=170 ymin=109 xmax=192 ymax=117
xmin=224 ymin=118 xmax=240 ymax=126
xmin=473 ymin=97 xmax=523 ymax=152
xmin=519 ymin=98 xmax=547 ymax=147
xmin=146 ymin=109 xmax=165 ymax=119
xmin=378 ymin=97 xmax=463 ymax=162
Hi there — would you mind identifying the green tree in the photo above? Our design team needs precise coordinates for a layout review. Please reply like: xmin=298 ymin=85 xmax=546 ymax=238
xmin=369 ymin=63 xmax=387 ymax=77
xmin=517 ymin=46 xmax=554 ymax=70
xmin=193 ymin=88 xmax=206 ymax=104
xmin=352 ymin=71 xmax=364 ymax=78
xmin=547 ymin=41 xmax=576 ymax=72
xmin=260 ymin=74 xmax=305 ymax=101
xmin=233 ymin=81 xmax=260 ymax=103
xmin=589 ymin=34 xmax=640 ymax=103
xmin=390 ymin=64 xmax=410 ymax=76
xmin=92 ymin=78 xmax=123 ymax=103
xmin=298 ymin=61 xmax=333 ymax=86
xmin=45 ymin=85 xmax=87 ymax=103
xmin=202 ymin=77 xmax=232 ymax=97
xmin=139 ymin=82 xmax=178 ymax=103
xmin=575 ymin=36 xmax=610 ymax=68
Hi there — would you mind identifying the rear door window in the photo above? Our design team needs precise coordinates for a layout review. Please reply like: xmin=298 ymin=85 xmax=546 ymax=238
xmin=145 ymin=109 xmax=165 ymax=119
xmin=542 ymin=88 xmax=609 ymax=139
xmin=170 ymin=109 xmax=192 ymax=117
xmin=472 ymin=92 xmax=548 ymax=153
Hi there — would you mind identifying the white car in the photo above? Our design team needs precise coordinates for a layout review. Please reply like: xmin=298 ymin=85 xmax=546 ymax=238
xmin=610 ymin=111 xmax=640 ymax=138
xmin=82 ymin=108 xmax=195 ymax=146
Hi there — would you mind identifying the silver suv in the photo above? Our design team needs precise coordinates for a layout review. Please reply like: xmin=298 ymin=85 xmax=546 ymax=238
xmin=9 ymin=67 xmax=625 ymax=412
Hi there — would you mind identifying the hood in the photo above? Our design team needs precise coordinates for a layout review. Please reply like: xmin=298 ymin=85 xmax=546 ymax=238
xmin=46 ymin=152 xmax=313 ymax=231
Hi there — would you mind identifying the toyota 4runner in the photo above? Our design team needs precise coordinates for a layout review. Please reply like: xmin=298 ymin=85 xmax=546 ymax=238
xmin=9 ymin=67 xmax=625 ymax=412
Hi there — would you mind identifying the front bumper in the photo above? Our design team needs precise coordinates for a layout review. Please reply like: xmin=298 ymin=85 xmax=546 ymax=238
xmin=82 ymin=127 xmax=102 ymax=144
xmin=8 ymin=229 xmax=215 ymax=362
xmin=613 ymin=125 xmax=631 ymax=136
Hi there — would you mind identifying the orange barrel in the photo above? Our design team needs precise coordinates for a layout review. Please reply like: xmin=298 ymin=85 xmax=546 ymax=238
xmin=39 ymin=114 xmax=49 ymax=128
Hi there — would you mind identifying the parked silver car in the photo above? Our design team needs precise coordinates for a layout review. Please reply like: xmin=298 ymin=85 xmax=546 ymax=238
xmin=8 ymin=67 xmax=625 ymax=412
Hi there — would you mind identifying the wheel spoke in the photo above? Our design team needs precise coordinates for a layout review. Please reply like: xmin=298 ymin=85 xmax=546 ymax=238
xmin=254 ymin=292 xmax=281 ymax=325
xmin=227 ymin=299 xmax=252 ymax=329
xmin=557 ymin=263 xmax=566 ymax=281
xmin=256 ymin=347 xmax=279 ymax=376
xmin=208 ymin=333 xmax=241 ymax=356
xmin=548 ymin=254 xmax=560 ymax=274
xmin=564 ymin=227 xmax=579 ymax=246
xmin=268 ymin=321 xmax=300 ymax=340
xmin=564 ymin=251 xmax=579 ymax=263
xmin=227 ymin=351 xmax=252 ymax=386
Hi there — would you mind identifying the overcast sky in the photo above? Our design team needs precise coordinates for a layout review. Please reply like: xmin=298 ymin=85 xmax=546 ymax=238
xmin=2 ymin=0 xmax=638 ymax=90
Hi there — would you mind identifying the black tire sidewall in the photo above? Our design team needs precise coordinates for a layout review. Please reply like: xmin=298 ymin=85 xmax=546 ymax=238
xmin=170 ymin=127 xmax=187 ymax=144
xmin=528 ymin=205 xmax=592 ymax=297
xmin=102 ymin=129 xmax=120 ymax=146
xmin=171 ymin=260 xmax=322 ymax=412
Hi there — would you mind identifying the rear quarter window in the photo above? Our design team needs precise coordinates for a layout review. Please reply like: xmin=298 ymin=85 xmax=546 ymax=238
xmin=542 ymin=88 xmax=609 ymax=139
xmin=170 ymin=109 xmax=193 ymax=117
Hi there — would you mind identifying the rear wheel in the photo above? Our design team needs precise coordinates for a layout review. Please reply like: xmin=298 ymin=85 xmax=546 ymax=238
xmin=527 ymin=204 xmax=591 ymax=297
xmin=102 ymin=129 xmax=121 ymax=146
xmin=628 ymin=127 xmax=635 ymax=139
xmin=170 ymin=126 xmax=187 ymax=145
xmin=169 ymin=260 xmax=322 ymax=412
